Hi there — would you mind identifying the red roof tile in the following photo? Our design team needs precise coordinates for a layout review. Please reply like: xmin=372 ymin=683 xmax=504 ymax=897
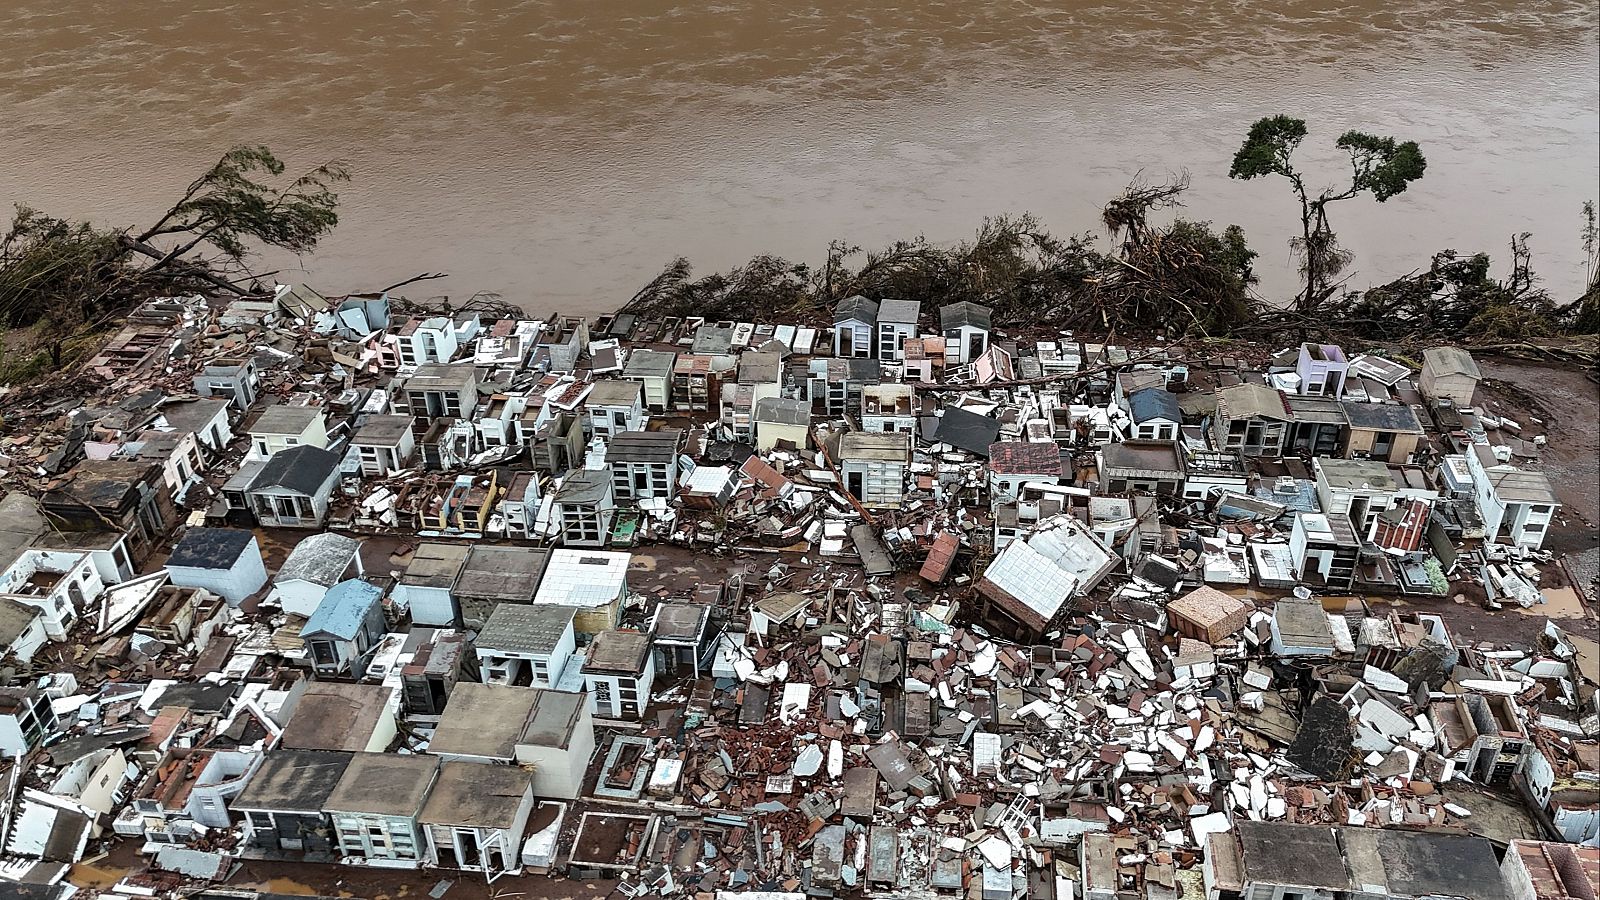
xmin=986 ymin=441 xmax=1063 ymax=476
xmin=919 ymin=532 xmax=960 ymax=583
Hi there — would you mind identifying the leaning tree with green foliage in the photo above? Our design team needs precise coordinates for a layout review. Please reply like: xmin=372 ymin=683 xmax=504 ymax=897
xmin=123 ymin=145 xmax=347 ymax=281
xmin=0 ymin=145 xmax=347 ymax=368
xmin=1569 ymin=200 xmax=1600 ymax=333
xmin=1228 ymin=115 xmax=1426 ymax=314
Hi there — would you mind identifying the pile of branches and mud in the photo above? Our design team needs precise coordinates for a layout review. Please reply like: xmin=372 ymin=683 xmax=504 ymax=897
xmin=620 ymin=178 xmax=1600 ymax=357
xmin=621 ymin=177 xmax=1262 ymax=338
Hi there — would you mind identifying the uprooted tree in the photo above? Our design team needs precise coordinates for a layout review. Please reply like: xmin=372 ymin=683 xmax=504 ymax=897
xmin=0 ymin=145 xmax=347 ymax=366
xmin=619 ymin=184 xmax=1597 ymax=356
xmin=1328 ymin=234 xmax=1560 ymax=340
xmin=4 ymin=139 xmax=1591 ymax=385
xmin=622 ymin=176 xmax=1265 ymax=337
xmin=1228 ymin=115 xmax=1427 ymax=315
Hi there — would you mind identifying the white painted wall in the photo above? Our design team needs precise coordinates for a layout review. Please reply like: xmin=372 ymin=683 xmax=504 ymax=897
xmin=2 ymin=607 xmax=48 ymax=664
xmin=166 ymin=538 xmax=268 ymax=606
xmin=271 ymin=579 xmax=333 ymax=619
xmin=514 ymin=709 xmax=596 ymax=800
xmin=584 ymin=654 xmax=656 ymax=720
xmin=250 ymin=417 xmax=330 ymax=461
xmin=396 ymin=584 xmax=458 ymax=627
xmin=478 ymin=627 xmax=576 ymax=688
xmin=756 ymin=420 xmax=809 ymax=452
xmin=0 ymin=550 xmax=104 ymax=640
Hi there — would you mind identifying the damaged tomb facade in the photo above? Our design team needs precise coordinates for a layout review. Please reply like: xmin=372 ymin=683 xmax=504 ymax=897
xmin=0 ymin=292 xmax=1593 ymax=900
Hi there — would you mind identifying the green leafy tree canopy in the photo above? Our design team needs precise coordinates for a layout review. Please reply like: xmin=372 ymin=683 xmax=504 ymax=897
xmin=1229 ymin=115 xmax=1426 ymax=312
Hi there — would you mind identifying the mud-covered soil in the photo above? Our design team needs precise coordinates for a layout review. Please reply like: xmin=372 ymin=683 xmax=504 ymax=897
xmin=1476 ymin=356 xmax=1599 ymax=533
xmin=1477 ymin=356 xmax=1600 ymax=612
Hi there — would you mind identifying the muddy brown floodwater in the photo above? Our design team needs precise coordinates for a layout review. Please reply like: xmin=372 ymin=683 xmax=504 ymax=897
xmin=2 ymin=0 xmax=1597 ymax=314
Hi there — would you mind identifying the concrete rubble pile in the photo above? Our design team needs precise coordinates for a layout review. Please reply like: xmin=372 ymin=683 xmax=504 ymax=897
xmin=599 ymin=578 xmax=1585 ymax=898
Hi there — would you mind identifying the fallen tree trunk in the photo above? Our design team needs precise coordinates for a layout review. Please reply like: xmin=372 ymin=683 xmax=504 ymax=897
xmin=1466 ymin=340 xmax=1598 ymax=368
xmin=117 ymin=235 xmax=258 ymax=297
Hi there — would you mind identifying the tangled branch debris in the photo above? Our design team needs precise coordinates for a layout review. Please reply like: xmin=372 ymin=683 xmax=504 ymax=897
xmin=621 ymin=178 xmax=1593 ymax=356
xmin=0 ymin=145 xmax=345 ymax=373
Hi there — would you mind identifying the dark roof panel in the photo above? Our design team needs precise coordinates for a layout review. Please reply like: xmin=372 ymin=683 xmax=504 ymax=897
xmin=934 ymin=407 xmax=1001 ymax=456
xmin=1285 ymin=696 xmax=1353 ymax=780
xmin=233 ymin=749 xmax=354 ymax=812
xmin=939 ymin=301 xmax=992 ymax=332
xmin=166 ymin=527 xmax=256 ymax=570
xmin=1339 ymin=400 xmax=1424 ymax=433
xmin=1376 ymin=829 xmax=1508 ymax=900
xmin=608 ymin=429 xmax=684 ymax=463
xmin=252 ymin=445 xmax=340 ymax=495
xmin=1236 ymin=822 xmax=1348 ymax=890
xmin=1128 ymin=387 xmax=1183 ymax=424
xmin=834 ymin=295 xmax=880 ymax=325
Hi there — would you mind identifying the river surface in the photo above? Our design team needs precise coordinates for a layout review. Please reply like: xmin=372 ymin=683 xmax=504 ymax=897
xmin=3 ymin=0 xmax=1596 ymax=315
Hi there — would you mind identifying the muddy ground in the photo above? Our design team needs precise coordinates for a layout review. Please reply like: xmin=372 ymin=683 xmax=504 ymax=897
xmin=1476 ymin=356 xmax=1599 ymax=535
xmin=1477 ymin=356 xmax=1600 ymax=623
